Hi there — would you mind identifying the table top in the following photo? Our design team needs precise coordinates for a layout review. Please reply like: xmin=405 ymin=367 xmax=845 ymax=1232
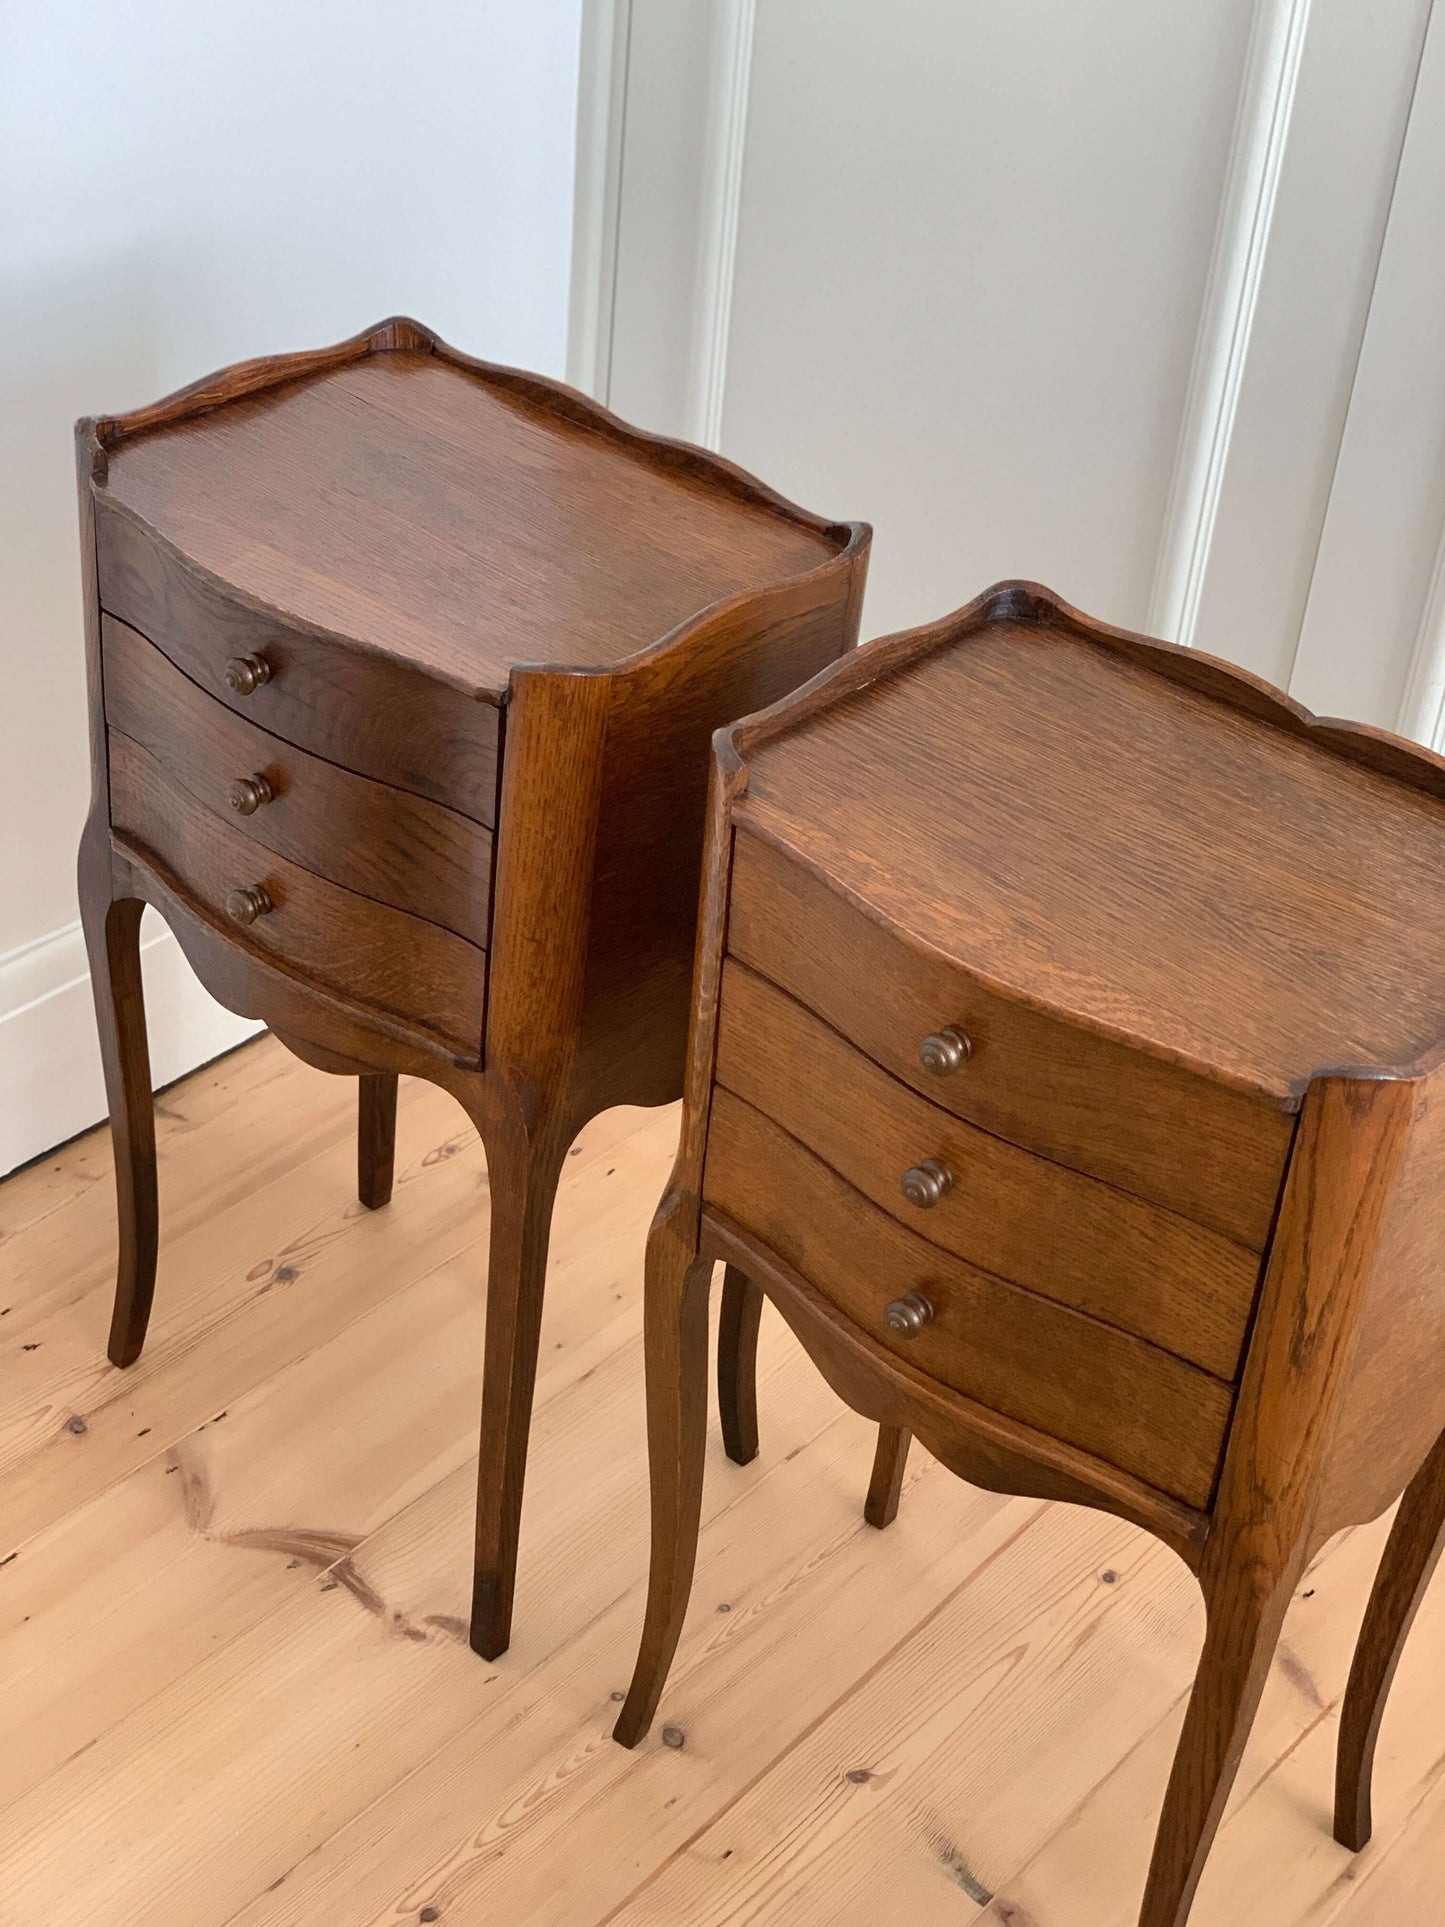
xmin=96 ymin=331 xmax=845 ymax=699
xmin=735 ymin=590 xmax=1445 ymax=1102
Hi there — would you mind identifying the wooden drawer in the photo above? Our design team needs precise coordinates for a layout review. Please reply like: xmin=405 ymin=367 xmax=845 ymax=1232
xmin=702 ymin=1088 xmax=1233 ymax=1507
xmin=95 ymin=499 xmax=501 ymax=823
xmin=725 ymin=829 xmax=1293 ymax=1249
xmin=102 ymin=615 xmax=493 ymax=948
xmin=714 ymin=960 xmax=1262 ymax=1380
xmin=108 ymin=730 xmax=487 ymax=1054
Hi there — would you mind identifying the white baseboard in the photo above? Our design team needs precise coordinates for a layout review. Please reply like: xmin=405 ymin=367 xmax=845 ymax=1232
xmin=0 ymin=912 xmax=262 ymax=1178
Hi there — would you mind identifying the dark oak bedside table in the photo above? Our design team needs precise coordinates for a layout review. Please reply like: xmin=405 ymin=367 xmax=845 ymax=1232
xmin=615 ymin=582 xmax=1445 ymax=1926
xmin=75 ymin=317 xmax=868 ymax=1661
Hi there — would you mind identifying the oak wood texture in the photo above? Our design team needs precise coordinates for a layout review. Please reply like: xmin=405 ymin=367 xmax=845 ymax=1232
xmin=10 ymin=1036 xmax=1445 ymax=1927
xmin=703 ymin=1089 xmax=1233 ymax=1507
xmin=735 ymin=596 xmax=1445 ymax=1101
xmin=108 ymin=730 xmax=488 ymax=1054
xmin=97 ymin=343 xmax=839 ymax=697
xmin=704 ymin=1208 xmax=1213 ymax=1565
xmin=619 ymin=578 xmax=1445 ymax=1927
xmin=76 ymin=316 xmax=869 ymax=1662
xmin=95 ymin=501 xmax=502 ymax=822
xmin=102 ymin=614 xmax=493 ymax=944
xmin=715 ymin=957 xmax=1262 ymax=1377
xmin=727 ymin=828 xmax=1292 ymax=1248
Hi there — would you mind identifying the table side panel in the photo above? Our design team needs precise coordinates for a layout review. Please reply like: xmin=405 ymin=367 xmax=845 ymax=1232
xmin=568 ymin=558 xmax=866 ymax=1119
xmin=1318 ymin=1065 xmax=1445 ymax=1536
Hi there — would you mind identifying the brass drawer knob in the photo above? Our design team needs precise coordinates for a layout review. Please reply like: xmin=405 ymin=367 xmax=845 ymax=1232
xmin=228 ymin=773 xmax=275 ymax=816
xmin=919 ymin=1025 xmax=972 ymax=1075
xmin=884 ymin=1291 xmax=934 ymax=1338
xmin=225 ymin=884 xmax=273 ymax=926
xmin=901 ymin=1159 xmax=953 ymax=1209
xmin=223 ymin=653 xmax=272 ymax=696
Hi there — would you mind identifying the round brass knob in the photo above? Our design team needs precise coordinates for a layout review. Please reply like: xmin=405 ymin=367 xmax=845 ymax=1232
xmin=919 ymin=1025 xmax=972 ymax=1075
xmin=223 ymin=653 xmax=272 ymax=696
xmin=225 ymin=884 xmax=273 ymax=926
xmin=901 ymin=1159 xmax=953 ymax=1209
xmin=228 ymin=773 xmax=275 ymax=816
xmin=884 ymin=1291 xmax=934 ymax=1338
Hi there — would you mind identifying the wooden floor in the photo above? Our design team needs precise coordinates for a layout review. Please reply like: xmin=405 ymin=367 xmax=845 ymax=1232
xmin=2 ymin=1036 xmax=1443 ymax=1925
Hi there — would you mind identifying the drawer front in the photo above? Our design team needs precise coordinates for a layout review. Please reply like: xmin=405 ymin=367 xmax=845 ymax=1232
xmin=703 ymin=1088 xmax=1232 ymax=1507
xmin=103 ymin=616 xmax=492 ymax=948
xmin=95 ymin=499 xmax=500 ymax=824
xmin=714 ymin=960 xmax=1261 ymax=1380
xmin=726 ymin=829 xmax=1293 ymax=1249
xmin=109 ymin=730 xmax=487 ymax=1054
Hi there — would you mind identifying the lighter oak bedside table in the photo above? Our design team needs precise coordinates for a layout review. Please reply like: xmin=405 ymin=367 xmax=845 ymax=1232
xmin=615 ymin=581 xmax=1445 ymax=1927
xmin=76 ymin=317 xmax=868 ymax=1661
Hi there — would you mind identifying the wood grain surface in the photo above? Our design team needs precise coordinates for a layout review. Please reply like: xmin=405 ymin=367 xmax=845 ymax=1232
xmin=108 ymin=731 xmax=488 ymax=1053
xmin=95 ymin=501 xmax=503 ymax=821
xmin=99 ymin=351 xmax=843 ymax=695
xmin=737 ymin=609 xmax=1445 ymax=1098
xmin=726 ymin=827 xmax=1293 ymax=1247
xmin=703 ymin=1089 xmax=1233 ymax=1507
xmin=102 ymin=615 xmax=493 ymax=945
xmin=714 ymin=958 xmax=1263 ymax=1378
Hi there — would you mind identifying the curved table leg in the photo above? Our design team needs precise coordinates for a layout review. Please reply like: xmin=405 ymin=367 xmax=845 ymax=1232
xmin=1139 ymin=1537 xmax=1298 ymax=1925
xmin=614 ymin=1236 xmax=714 ymax=1748
xmin=717 ymin=1265 xmax=913 ymax=1531
xmin=80 ymin=830 xmax=157 ymax=1371
xmin=1336 ymin=1426 xmax=1445 ymax=1851
xmin=468 ymin=1119 xmax=569 ymax=1661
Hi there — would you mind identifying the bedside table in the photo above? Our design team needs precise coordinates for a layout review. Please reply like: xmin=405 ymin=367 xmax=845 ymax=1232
xmin=75 ymin=317 xmax=868 ymax=1661
xmin=614 ymin=582 xmax=1445 ymax=1927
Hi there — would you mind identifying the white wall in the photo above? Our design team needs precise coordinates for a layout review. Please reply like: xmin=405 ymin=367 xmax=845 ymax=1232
xmin=596 ymin=0 xmax=1439 ymax=715
xmin=0 ymin=0 xmax=582 ymax=1174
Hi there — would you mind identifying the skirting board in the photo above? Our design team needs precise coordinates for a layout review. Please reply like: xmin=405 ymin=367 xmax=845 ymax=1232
xmin=0 ymin=912 xmax=261 ymax=1178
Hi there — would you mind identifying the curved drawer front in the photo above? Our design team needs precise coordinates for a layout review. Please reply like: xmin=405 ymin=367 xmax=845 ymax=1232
xmin=714 ymin=960 xmax=1262 ymax=1381
xmin=102 ymin=615 xmax=492 ymax=948
xmin=109 ymin=730 xmax=487 ymax=1054
xmin=95 ymin=499 xmax=500 ymax=824
xmin=702 ymin=1087 xmax=1233 ymax=1509
xmin=725 ymin=829 xmax=1293 ymax=1250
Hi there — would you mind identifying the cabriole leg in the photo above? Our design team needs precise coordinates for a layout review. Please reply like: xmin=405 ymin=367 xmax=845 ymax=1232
xmin=1335 ymin=1427 xmax=1445 ymax=1852
xmin=469 ymin=1122 xmax=568 ymax=1661
xmin=1138 ymin=1542 xmax=1298 ymax=1925
xmin=80 ymin=836 xmax=157 ymax=1371
xmin=614 ymin=1237 xmax=714 ymax=1748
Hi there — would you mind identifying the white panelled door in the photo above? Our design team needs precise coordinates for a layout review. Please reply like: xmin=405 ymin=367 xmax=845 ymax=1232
xmin=1287 ymin=0 xmax=1445 ymax=743
xmin=574 ymin=0 xmax=1444 ymax=734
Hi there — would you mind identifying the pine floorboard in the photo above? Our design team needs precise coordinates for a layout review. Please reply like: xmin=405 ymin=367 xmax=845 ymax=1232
xmin=0 ymin=1034 xmax=1437 ymax=1924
